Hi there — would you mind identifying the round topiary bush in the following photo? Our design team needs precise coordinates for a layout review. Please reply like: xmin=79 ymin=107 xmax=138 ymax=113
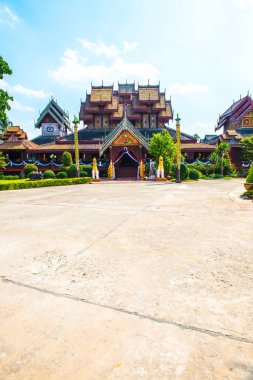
xmin=66 ymin=164 xmax=77 ymax=178
xmin=189 ymin=169 xmax=200 ymax=180
xmin=43 ymin=170 xmax=56 ymax=179
xmin=56 ymin=171 xmax=67 ymax=179
xmin=80 ymin=171 xmax=88 ymax=177
xmin=246 ymin=163 xmax=253 ymax=183
xmin=24 ymin=163 xmax=38 ymax=176
xmin=61 ymin=151 xmax=73 ymax=167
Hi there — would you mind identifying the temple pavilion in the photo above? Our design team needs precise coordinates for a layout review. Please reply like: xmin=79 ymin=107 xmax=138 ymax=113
xmin=216 ymin=95 xmax=253 ymax=167
xmin=1 ymin=82 xmax=216 ymax=178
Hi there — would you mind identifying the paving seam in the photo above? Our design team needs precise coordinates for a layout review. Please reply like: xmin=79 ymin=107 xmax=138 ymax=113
xmin=1 ymin=276 xmax=252 ymax=346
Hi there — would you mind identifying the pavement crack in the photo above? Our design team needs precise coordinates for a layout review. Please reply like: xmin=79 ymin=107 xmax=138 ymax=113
xmin=1 ymin=276 xmax=252 ymax=346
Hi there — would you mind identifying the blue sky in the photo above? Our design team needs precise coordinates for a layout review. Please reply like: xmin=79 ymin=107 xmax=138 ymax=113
xmin=1 ymin=0 xmax=253 ymax=138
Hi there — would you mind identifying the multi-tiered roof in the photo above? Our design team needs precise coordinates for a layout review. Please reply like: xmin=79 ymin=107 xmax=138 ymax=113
xmin=79 ymin=82 xmax=173 ymax=129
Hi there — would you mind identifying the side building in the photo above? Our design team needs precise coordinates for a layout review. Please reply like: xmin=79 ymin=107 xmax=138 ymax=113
xmin=216 ymin=95 xmax=253 ymax=167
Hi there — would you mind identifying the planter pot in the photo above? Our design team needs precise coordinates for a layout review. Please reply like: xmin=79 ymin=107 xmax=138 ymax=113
xmin=244 ymin=183 xmax=253 ymax=190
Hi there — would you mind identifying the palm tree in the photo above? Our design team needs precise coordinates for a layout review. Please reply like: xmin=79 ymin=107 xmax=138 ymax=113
xmin=216 ymin=142 xmax=231 ymax=176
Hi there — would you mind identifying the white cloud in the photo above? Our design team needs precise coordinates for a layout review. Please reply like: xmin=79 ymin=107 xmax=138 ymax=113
xmin=12 ymin=84 xmax=51 ymax=99
xmin=4 ymin=6 xmax=19 ymax=22
xmin=123 ymin=41 xmax=138 ymax=53
xmin=12 ymin=100 xmax=35 ymax=112
xmin=0 ymin=79 xmax=10 ymax=90
xmin=234 ymin=0 xmax=253 ymax=9
xmin=0 ymin=6 xmax=19 ymax=28
xmin=0 ymin=80 xmax=50 ymax=99
xmin=49 ymin=46 xmax=159 ymax=87
xmin=22 ymin=119 xmax=34 ymax=128
xmin=78 ymin=39 xmax=119 ymax=58
xmin=169 ymin=83 xmax=209 ymax=96
xmin=185 ymin=121 xmax=215 ymax=138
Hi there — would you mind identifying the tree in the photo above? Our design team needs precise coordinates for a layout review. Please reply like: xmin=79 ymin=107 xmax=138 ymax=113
xmin=240 ymin=136 xmax=253 ymax=161
xmin=61 ymin=151 xmax=73 ymax=166
xmin=0 ymin=56 xmax=13 ymax=135
xmin=209 ymin=151 xmax=219 ymax=174
xmin=216 ymin=142 xmax=231 ymax=176
xmin=0 ymin=151 xmax=6 ymax=171
xmin=149 ymin=130 xmax=176 ymax=174
xmin=193 ymin=133 xmax=200 ymax=142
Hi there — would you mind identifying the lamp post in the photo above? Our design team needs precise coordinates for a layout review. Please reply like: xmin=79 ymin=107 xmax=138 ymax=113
xmin=175 ymin=113 xmax=181 ymax=183
xmin=72 ymin=115 xmax=80 ymax=177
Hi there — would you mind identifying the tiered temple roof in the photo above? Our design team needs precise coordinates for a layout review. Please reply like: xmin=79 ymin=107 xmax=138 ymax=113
xmin=79 ymin=82 xmax=173 ymax=128
xmin=0 ymin=126 xmax=38 ymax=151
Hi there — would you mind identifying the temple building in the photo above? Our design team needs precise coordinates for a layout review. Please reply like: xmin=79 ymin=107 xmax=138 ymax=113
xmin=1 ymin=82 xmax=216 ymax=177
xmin=216 ymin=95 xmax=253 ymax=167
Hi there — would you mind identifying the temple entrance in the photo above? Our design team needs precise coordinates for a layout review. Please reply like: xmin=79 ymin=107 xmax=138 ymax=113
xmin=114 ymin=150 xmax=139 ymax=178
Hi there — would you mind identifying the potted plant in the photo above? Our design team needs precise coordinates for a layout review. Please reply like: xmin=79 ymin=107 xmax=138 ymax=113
xmin=244 ymin=163 xmax=253 ymax=190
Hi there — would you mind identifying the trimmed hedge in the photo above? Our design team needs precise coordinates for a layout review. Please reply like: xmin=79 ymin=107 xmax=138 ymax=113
xmin=0 ymin=177 xmax=92 ymax=191
xmin=80 ymin=171 xmax=88 ymax=177
xmin=1 ymin=175 xmax=20 ymax=180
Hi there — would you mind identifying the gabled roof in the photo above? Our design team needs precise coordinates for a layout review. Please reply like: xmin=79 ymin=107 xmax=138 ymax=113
xmin=34 ymin=98 xmax=71 ymax=132
xmin=216 ymin=95 xmax=253 ymax=131
xmin=0 ymin=140 xmax=38 ymax=150
xmin=100 ymin=117 xmax=149 ymax=156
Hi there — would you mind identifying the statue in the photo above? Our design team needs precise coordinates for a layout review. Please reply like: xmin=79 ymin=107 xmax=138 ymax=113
xmin=108 ymin=160 xmax=114 ymax=179
xmin=139 ymin=160 xmax=145 ymax=179
xmin=156 ymin=155 xmax=164 ymax=178
xmin=92 ymin=157 xmax=99 ymax=179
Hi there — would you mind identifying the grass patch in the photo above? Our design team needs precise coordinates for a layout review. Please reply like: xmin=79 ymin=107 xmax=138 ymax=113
xmin=0 ymin=177 xmax=92 ymax=191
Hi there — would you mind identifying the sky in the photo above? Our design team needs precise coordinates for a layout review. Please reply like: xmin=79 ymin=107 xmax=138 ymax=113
xmin=0 ymin=0 xmax=253 ymax=139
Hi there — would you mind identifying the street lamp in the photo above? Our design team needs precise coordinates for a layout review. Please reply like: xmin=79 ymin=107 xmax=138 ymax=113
xmin=175 ymin=113 xmax=181 ymax=183
xmin=72 ymin=115 xmax=80 ymax=177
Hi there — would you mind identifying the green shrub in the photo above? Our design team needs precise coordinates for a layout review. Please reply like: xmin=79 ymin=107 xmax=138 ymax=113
xmin=188 ymin=169 xmax=200 ymax=180
xmin=172 ymin=163 xmax=188 ymax=180
xmin=59 ymin=166 xmax=68 ymax=173
xmin=61 ymin=151 xmax=73 ymax=166
xmin=242 ymin=190 xmax=253 ymax=199
xmin=80 ymin=171 xmax=88 ymax=177
xmin=24 ymin=163 xmax=38 ymax=176
xmin=56 ymin=171 xmax=67 ymax=179
xmin=43 ymin=170 xmax=56 ymax=179
xmin=80 ymin=164 xmax=92 ymax=176
xmin=27 ymin=172 xmax=34 ymax=179
xmin=0 ymin=177 xmax=92 ymax=191
xmin=246 ymin=163 xmax=253 ymax=183
xmin=2 ymin=175 xmax=20 ymax=180
xmin=67 ymin=164 xmax=77 ymax=178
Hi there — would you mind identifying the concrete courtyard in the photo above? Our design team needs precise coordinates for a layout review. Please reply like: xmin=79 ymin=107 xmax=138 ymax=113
xmin=0 ymin=179 xmax=252 ymax=379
